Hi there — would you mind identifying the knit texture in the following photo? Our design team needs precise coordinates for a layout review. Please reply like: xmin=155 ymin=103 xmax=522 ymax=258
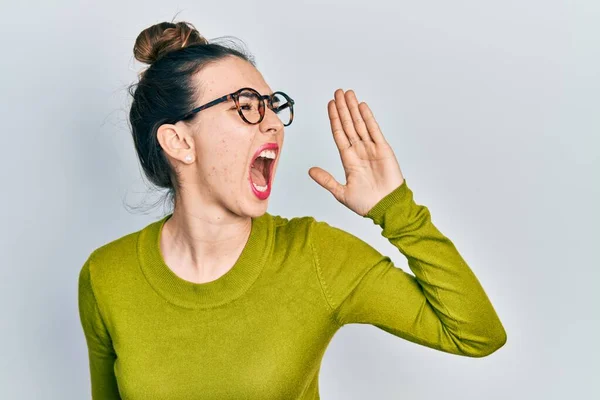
xmin=78 ymin=179 xmax=506 ymax=399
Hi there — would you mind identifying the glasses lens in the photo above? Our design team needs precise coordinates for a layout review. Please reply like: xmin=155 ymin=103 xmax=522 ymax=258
xmin=271 ymin=92 xmax=293 ymax=126
xmin=238 ymin=89 xmax=263 ymax=124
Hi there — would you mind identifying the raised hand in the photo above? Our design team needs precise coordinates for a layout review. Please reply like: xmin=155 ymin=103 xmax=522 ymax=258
xmin=308 ymin=89 xmax=405 ymax=216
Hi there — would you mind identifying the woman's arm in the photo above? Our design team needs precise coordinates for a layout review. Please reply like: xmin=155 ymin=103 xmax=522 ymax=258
xmin=309 ymin=89 xmax=506 ymax=357
xmin=311 ymin=179 xmax=507 ymax=357
xmin=78 ymin=256 xmax=122 ymax=398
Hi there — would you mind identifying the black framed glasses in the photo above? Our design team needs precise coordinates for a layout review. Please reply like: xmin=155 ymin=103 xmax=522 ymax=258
xmin=169 ymin=87 xmax=295 ymax=126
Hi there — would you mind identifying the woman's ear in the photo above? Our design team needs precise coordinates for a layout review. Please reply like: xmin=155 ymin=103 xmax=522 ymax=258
xmin=157 ymin=123 xmax=195 ymax=164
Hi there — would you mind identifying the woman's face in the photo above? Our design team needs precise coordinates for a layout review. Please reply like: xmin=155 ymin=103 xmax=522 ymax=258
xmin=158 ymin=55 xmax=286 ymax=218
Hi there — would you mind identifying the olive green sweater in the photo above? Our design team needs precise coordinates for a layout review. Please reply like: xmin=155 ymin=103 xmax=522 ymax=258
xmin=78 ymin=179 xmax=506 ymax=399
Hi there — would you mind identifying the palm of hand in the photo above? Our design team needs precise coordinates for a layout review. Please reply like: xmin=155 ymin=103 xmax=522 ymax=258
xmin=309 ymin=89 xmax=405 ymax=216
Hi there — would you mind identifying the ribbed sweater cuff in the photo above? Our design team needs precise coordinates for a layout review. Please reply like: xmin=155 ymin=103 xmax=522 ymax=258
xmin=364 ymin=179 xmax=411 ymax=225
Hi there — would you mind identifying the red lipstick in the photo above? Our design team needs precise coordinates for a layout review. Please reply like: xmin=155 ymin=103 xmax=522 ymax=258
xmin=249 ymin=142 xmax=279 ymax=200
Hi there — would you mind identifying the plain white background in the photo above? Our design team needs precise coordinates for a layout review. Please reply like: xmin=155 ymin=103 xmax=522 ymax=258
xmin=1 ymin=0 xmax=598 ymax=398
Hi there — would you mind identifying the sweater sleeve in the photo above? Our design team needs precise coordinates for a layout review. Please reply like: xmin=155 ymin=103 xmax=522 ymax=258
xmin=78 ymin=255 xmax=122 ymax=398
xmin=310 ymin=179 xmax=507 ymax=358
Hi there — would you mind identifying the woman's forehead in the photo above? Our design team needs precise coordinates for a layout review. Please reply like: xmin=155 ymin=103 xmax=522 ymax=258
xmin=195 ymin=57 xmax=272 ymax=99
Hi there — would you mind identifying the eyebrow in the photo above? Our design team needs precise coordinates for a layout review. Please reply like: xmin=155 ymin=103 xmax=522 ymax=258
xmin=238 ymin=89 xmax=274 ymax=98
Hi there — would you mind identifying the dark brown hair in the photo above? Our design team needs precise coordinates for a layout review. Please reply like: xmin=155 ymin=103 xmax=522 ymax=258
xmin=127 ymin=20 xmax=255 ymax=213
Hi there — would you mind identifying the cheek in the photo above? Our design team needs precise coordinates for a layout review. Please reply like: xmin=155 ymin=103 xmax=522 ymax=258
xmin=199 ymin=120 xmax=254 ymax=183
xmin=206 ymin=141 xmax=251 ymax=184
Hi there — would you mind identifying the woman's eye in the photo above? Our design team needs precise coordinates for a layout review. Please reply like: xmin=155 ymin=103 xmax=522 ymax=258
xmin=231 ymin=103 xmax=255 ymax=111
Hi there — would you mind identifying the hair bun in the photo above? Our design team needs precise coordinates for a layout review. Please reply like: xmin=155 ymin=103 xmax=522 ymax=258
xmin=133 ymin=21 xmax=208 ymax=65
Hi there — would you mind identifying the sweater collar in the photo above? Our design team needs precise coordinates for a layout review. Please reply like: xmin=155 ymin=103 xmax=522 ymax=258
xmin=137 ymin=212 xmax=273 ymax=309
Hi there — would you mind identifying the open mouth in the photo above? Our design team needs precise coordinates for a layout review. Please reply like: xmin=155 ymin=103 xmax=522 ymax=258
xmin=249 ymin=144 xmax=278 ymax=194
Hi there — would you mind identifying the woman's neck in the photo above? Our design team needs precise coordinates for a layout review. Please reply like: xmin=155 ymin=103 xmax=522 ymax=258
xmin=159 ymin=210 xmax=252 ymax=284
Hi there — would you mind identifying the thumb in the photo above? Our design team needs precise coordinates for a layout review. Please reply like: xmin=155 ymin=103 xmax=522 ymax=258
xmin=308 ymin=167 xmax=345 ymax=203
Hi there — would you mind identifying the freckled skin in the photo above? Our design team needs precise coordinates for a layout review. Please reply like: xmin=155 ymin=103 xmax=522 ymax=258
xmin=156 ymin=55 xmax=285 ymax=220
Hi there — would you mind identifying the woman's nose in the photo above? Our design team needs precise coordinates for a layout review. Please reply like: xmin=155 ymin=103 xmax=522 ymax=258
xmin=260 ymin=105 xmax=284 ymax=132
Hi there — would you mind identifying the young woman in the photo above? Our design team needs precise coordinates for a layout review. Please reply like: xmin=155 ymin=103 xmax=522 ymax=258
xmin=78 ymin=20 xmax=507 ymax=399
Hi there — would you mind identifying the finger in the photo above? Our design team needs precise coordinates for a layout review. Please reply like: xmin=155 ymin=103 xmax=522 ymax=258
xmin=358 ymin=102 xmax=387 ymax=144
xmin=334 ymin=89 xmax=361 ymax=146
xmin=308 ymin=167 xmax=345 ymax=203
xmin=327 ymin=99 xmax=351 ymax=151
xmin=344 ymin=90 xmax=372 ymax=143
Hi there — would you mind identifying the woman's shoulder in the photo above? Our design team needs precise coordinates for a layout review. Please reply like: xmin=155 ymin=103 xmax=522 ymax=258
xmin=88 ymin=229 xmax=140 ymax=265
xmin=81 ymin=222 xmax=148 ymax=293
xmin=267 ymin=212 xmax=318 ymax=234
